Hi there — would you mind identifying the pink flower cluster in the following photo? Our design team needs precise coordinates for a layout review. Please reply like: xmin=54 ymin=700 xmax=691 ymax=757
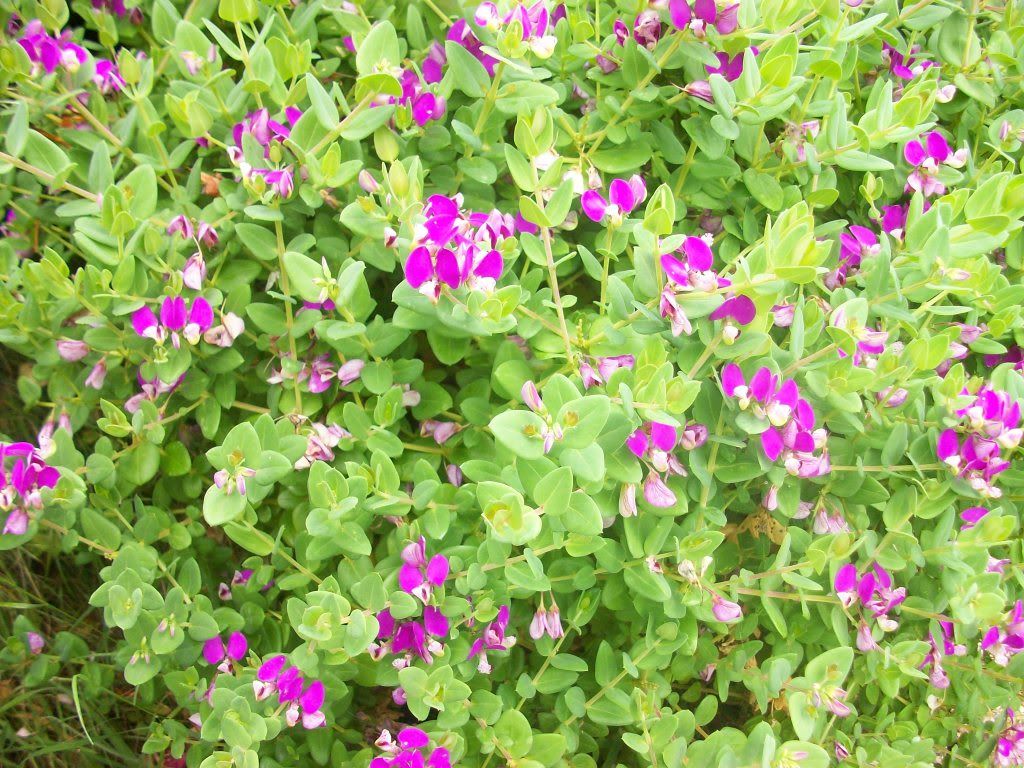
xmin=904 ymin=131 xmax=967 ymax=197
xmin=468 ymin=605 xmax=516 ymax=674
xmin=253 ymin=655 xmax=326 ymax=729
xmin=625 ymin=421 xmax=706 ymax=508
xmin=132 ymin=296 xmax=213 ymax=348
xmin=227 ymin=107 xmax=303 ymax=198
xmin=267 ymin=355 xmax=364 ymax=394
xmin=466 ymin=1 xmax=565 ymax=60
xmin=722 ymin=365 xmax=830 ymax=477
xmin=529 ymin=600 xmax=564 ymax=640
xmin=660 ymin=235 xmax=730 ymax=336
xmin=996 ymin=709 xmax=1024 ymax=768
xmin=202 ymin=631 xmax=248 ymax=672
xmin=18 ymin=21 xmax=123 ymax=92
xmin=834 ymin=563 xmax=906 ymax=650
xmin=920 ymin=621 xmax=965 ymax=689
xmin=937 ymin=387 xmax=1022 ymax=499
xmin=295 ymin=423 xmax=352 ymax=469
xmin=404 ymin=194 xmax=515 ymax=302
xmin=0 ymin=442 xmax=59 ymax=536
xmin=579 ymin=354 xmax=635 ymax=389
xmin=371 ymin=539 xmax=450 ymax=668
xmin=581 ymin=176 xmax=647 ymax=225
xmin=372 ymin=728 xmax=452 ymax=768
xmin=167 ymin=216 xmax=218 ymax=291
xmin=981 ymin=601 xmax=1024 ymax=667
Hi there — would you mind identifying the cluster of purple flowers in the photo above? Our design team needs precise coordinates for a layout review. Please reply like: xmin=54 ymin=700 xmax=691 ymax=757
xmin=372 ymin=728 xmax=452 ymax=768
xmin=370 ymin=538 xmax=450 ymax=669
xmin=920 ymin=621 xmax=965 ymax=689
xmin=595 ymin=11 xmax=661 ymax=73
xmin=167 ymin=216 xmax=219 ymax=291
xmin=461 ymin=1 xmax=565 ymax=64
xmin=834 ymin=564 xmax=906 ymax=649
xmin=132 ymin=296 xmax=214 ymax=348
xmin=403 ymin=195 xmax=515 ymax=302
xmin=995 ymin=710 xmax=1024 ymax=768
xmin=721 ymin=365 xmax=830 ymax=477
xmin=904 ymin=131 xmax=968 ymax=197
xmin=579 ymin=354 xmax=635 ymax=389
xmin=581 ymin=176 xmax=646 ymax=225
xmin=529 ymin=599 xmax=564 ymax=640
xmin=659 ymin=235 xmax=730 ymax=337
xmin=18 ymin=21 xmax=124 ymax=93
xmin=981 ymin=601 xmax=1024 ymax=667
xmin=295 ymin=422 xmax=352 ymax=470
xmin=468 ymin=605 xmax=516 ymax=674
xmin=387 ymin=46 xmax=447 ymax=127
xmin=267 ymin=355 xmax=364 ymax=395
xmin=202 ymin=631 xmax=248 ymax=673
xmin=937 ymin=387 xmax=1022 ymax=499
xmin=520 ymin=381 xmax=563 ymax=454
xmin=625 ymin=420 xmax=706 ymax=508
xmin=0 ymin=442 xmax=59 ymax=536
xmin=253 ymin=654 xmax=326 ymax=729
xmin=227 ymin=107 xmax=303 ymax=199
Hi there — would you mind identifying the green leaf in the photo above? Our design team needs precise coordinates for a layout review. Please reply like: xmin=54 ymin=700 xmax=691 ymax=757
xmin=203 ymin=486 xmax=247 ymax=526
xmin=356 ymin=21 xmax=401 ymax=76
xmin=489 ymin=410 xmax=549 ymax=459
xmin=445 ymin=40 xmax=491 ymax=97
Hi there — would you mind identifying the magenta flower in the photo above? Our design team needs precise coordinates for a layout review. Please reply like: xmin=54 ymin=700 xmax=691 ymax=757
xmin=17 ymin=21 xmax=88 ymax=76
xmin=669 ymin=0 xmax=739 ymax=36
xmin=834 ymin=563 xmax=905 ymax=634
xmin=706 ymin=49 xmax=754 ymax=81
xmin=882 ymin=42 xmax=934 ymax=81
xmin=371 ymin=607 xmax=448 ymax=665
xmin=709 ymin=295 xmax=756 ymax=341
xmin=398 ymin=537 xmax=449 ymax=602
xmin=1 ymin=441 xmax=60 ymax=536
xmin=660 ymin=235 xmax=723 ymax=291
xmin=581 ymin=176 xmax=647 ymax=224
xmin=132 ymin=296 xmax=213 ymax=348
xmin=959 ymin=506 xmax=989 ymax=530
xmin=372 ymin=728 xmax=452 ymax=768
xmin=722 ymin=364 xmax=829 ymax=477
xmin=232 ymin=107 xmax=300 ymax=154
xmin=904 ymin=132 xmax=967 ymax=197
xmin=468 ymin=605 xmax=516 ymax=674
xmin=253 ymin=655 xmax=327 ymax=729
xmin=631 ymin=10 xmax=662 ymax=48
xmin=203 ymin=631 xmax=248 ymax=669
xmin=981 ymin=601 xmax=1024 ymax=667
xmin=826 ymin=224 xmax=880 ymax=289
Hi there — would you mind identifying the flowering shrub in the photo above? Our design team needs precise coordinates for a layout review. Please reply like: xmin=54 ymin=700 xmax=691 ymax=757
xmin=2 ymin=0 xmax=1024 ymax=766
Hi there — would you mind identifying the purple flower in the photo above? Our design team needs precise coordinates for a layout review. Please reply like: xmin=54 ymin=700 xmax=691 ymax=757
xmin=132 ymin=296 xmax=213 ymax=348
xmin=398 ymin=537 xmax=449 ymax=602
xmin=581 ymin=176 xmax=647 ymax=224
xmin=642 ymin=472 xmax=676 ymax=508
xmin=631 ymin=10 xmax=662 ymax=48
xmin=468 ymin=605 xmax=516 ymax=673
xmin=882 ymin=42 xmax=934 ymax=81
xmin=904 ymin=132 xmax=968 ymax=197
xmin=669 ymin=0 xmax=739 ymax=36
xmin=57 ymin=339 xmax=89 ymax=361
xmin=711 ymin=595 xmax=742 ymax=623
xmin=709 ymin=295 xmax=756 ymax=341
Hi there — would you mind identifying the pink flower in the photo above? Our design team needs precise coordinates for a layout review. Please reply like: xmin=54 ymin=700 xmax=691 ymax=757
xmin=711 ymin=595 xmax=742 ymax=622
xmin=132 ymin=296 xmax=213 ymax=348
xmin=581 ymin=176 xmax=647 ymax=224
